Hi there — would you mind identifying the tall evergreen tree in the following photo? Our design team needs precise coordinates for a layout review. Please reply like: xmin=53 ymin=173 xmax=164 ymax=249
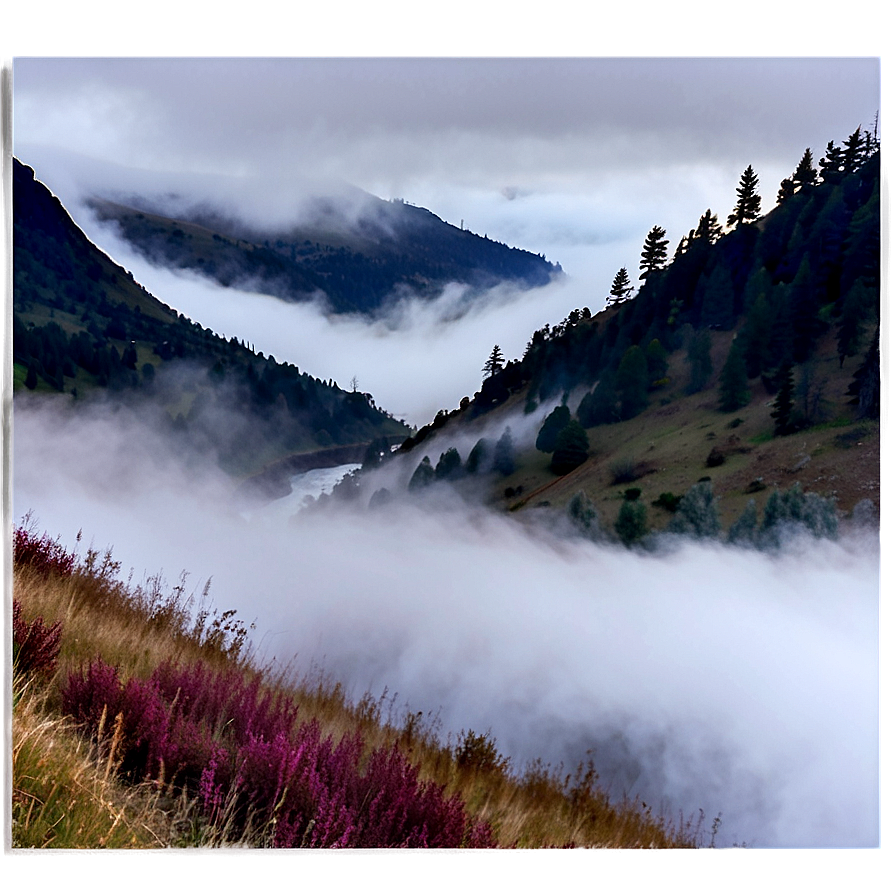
xmin=718 ymin=338 xmax=751 ymax=411
xmin=639 ymin=226 xmax=669 ymax=279
xmin=771 ymin=363 xmax=796 ymax=436
xmin=615 ymin=345 xmax=649 ymax=419
xmin=792 ymin=147 xmax=817 ymax=191
xmin=550 ymin=420 xmax=590 ymax=474
xmin=492 ymin=426 xmax=516 ymax=476
xmin=482 ymin=344 xmax=505 ymax=379
xmin=607 ymin=267 xmax=634 ymax=304
xmin=686 ymin=330 xmax=713 ymax=394
xmin=777 ymin=177 xmax=796 ymax=204
xmin=847 ymin=326 xmax=880 ymax=420
xmin=693 ymin=209 xmax=723 ymax=244
xmin=727 ymin=165 xmax=762 ymax=228
xmin=536 ymin=403 xmax=572 ymax=453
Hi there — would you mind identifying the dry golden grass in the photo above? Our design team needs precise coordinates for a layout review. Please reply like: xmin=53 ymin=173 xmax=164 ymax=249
xmin=12 ymin=544 xmax=699 ymax=849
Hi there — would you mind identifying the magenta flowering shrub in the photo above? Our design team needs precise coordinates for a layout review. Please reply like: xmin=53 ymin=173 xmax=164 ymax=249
xmin=12 ymin=600 xmax=63 ymax=678
xmin=14 ymin=522 xmax=77 ymax=579
xmin=62 ymin=658 xmax=496 ymax=848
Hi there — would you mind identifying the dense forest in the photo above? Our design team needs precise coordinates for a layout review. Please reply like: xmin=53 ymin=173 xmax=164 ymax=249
xmin=87 ymin=189 xmax=560 ymax=314
xmin=12 ymin=159 xmax=409 ymax=476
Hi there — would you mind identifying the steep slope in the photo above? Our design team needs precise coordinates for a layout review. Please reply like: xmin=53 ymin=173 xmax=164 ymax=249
xmin=87 ymin=189 xmax=561 ymax=314
xmin=389 ymin=132 xmax=880 ymax=532
xmin=12 ymin=158 xmax=410 ymax=478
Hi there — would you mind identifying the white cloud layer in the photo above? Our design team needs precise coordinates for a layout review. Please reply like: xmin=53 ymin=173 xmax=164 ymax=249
xmin=13 ymin=398 xmax=880 ymax=848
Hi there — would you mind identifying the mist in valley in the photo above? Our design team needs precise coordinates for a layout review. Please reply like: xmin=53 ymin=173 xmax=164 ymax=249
xmin=13 ymin=398 xmax=879 ymax=848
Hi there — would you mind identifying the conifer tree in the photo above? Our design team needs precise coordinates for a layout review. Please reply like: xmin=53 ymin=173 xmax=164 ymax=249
xmin=777 ymin=177 xmax=795 ymax=204
xmin=550 ymin=420 xmax=590 ymax=475
xmin=482 ymin=345 xmax=505 ymax=379
xmin=686 ymin=330 xmax=713 ymax=394
xmin=639 ymin=226 xmax=669 ymax=279
xmin=727 ymin=165 xmax=762 ymax=228
xmin=492 ymin=426 xmax=516 ymax=476
xmin=536 ymin=403 xmax=571 ymax=453
xmin=792 ymin=148 xmax=817 ymax=191
xmin=408 ymin=456 xmax=435 ymax=491
xmin=693 ymin=209 xmax=723 ymax=244
xmin=771 ymin=363 xmax=796 ymax=436
xmin=615 ymin=345 xmax=649 ymax=419
xmin=607 ymin=267 xmax=634 ymax=304
xmin=718 ymin=338 xmax=751 ymax=411
xmin=435 ymin=447 xmax=463 ymax=480
xmin=645 ymin=338 xmax=669 ymax=385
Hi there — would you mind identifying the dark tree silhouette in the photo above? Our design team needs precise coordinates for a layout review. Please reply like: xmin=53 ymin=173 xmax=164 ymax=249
xmin=639 ymin=226 xmax=668 ymax=279
xmin=718 ymin=338 xmax=751 ymax=411
xmin=550 ymin=420 xmax=590 ymax=475
xmin=536 ymin=403 xmax=571 ymax=453
xmin=727 ymin=165 xmax=762 ymax=228
xmin=792 ymin=148 xmax=817 ymax=191
xmin=608 ymin=267 xmax=634 ymax=304
xmin=482 ymin=344 xmax=505 ymax=379
xmin=772 ymin=363 xmax=797 ymax=435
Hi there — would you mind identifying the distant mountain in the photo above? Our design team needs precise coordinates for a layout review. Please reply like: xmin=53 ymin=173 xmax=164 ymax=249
xmin=12 ymin=158 xmax=410 ymax=479
xmin=86 ymin=188 xmax=561 ymax=314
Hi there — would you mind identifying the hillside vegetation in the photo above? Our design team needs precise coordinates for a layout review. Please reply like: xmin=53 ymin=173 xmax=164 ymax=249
xmin=87 ymin=188 xmax=560 ymax=314
xmin=388 ymin=125 xmax=879 ymax=540
xmin=12 ymin=521 xmax=702 ymax=849
xmin=12 ymin=159 xmax=409 ymax=477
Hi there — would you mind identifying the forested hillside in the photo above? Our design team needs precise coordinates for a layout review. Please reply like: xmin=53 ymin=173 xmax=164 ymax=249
xmin=12 ymin=159 xmax=410 ymax=477
xmin=387 ymin=125 xmax=880 ymax=535
xmin=87 ymin=188 xmax=560 ymax=314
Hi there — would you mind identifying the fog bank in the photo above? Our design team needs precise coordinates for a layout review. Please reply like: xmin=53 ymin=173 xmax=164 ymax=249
xmin=13 ymin=399 xmax=879 ymax=848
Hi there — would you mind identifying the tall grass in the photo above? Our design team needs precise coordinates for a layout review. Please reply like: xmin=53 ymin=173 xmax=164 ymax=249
xmin=12 ymin=518 xmax=701 ymax=848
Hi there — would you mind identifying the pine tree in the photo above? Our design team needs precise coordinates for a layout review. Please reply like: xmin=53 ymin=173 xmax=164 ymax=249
xmin=492 ymin=426 xmax=516 ymax=476
xmin=718 ymin=338 xmax=751 ymax=411
xmin=645 ymin=338 xmax=669 ymax=385
xmin=727 ymin=165 xmax=762 ymax=228
xmin=435 ymin=447 xmax=463 ymax=480
xmin=847 ymin=326 xmax=880 ymax=419
xmin=818 ymin=140 xmax=844 ymax=184
xmin=607 ymin=267 xmax=634 ymax=304
xmin=615 ymin=345 xmax=649 ymax=419
xmin=408 ymin=456 xmax=435 ymax=491
xmin=550 ymin=420 xmax=590 ymax=475
xmin=686 ymin=330 xmax=713 ymax=394
xmin=728 ymin=499 xmax=758 ymax=547
xmin=792 ymin=147 xmax=817 ymax=191
xmin=771 ymin=363 xmax=796 ymax=436
xmin=777 ymin=177 xmax=795 ymax=204
xmin=536 ymin=403 xmax=571 ymax=453
xmin=693 ymin=209 xmax=723 ymax=244
xmin=639 ymin=226 xmax=669 ymax=279
xmin=482 ymin=345 xmax=505 ymax=379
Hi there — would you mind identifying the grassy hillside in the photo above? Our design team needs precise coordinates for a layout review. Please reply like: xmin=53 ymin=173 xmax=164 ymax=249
xmin=12 ymin=522 xmax=703 ymax=849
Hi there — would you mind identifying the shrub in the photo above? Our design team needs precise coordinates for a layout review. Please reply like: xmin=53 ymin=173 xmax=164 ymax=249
xmin=667 ymin=481 xmax=721 ymax=539
xmin=614 ymin=497 xmax=648 ymax=547
xmin=13 ymin=517 xmax=77 ymax=579
xmin=759 ymin=483 xmax=838 ymax=547
xmin=652 ymin=492 xmax=682 ymax=513
xmin=12 ymin=600 xmax=63 ymax=678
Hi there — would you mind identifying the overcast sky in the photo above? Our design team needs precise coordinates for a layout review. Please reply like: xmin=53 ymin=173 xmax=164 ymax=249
xmin=10 ymin=57 xmax=882 ymax=422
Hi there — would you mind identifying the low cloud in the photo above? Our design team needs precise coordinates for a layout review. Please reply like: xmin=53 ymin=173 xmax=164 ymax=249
xmin=13 ymin=398 xmax=879 ymax=848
